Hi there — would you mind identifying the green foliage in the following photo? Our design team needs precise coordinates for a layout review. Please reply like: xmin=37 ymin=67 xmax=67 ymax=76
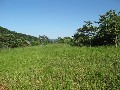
xmin=0 ymin=34 xmax=23 ymax=48
xmin=39 ymin=35 xmax=50 ymax=45
xmin=73 ymin=10 xmax=120 ymax=46
xmin=93 ymin=10 xmax=120 ymax=46
xmin=0 ymin=44 xmax=120 ymax=89
xmin=73 ymin=21 xmax=98 ymax=46
xmin=72 ymin=33 xmax=89 ymax=46
xmin=63 ymin=37 xmax=72 ymax=44
xmin=0 ymin=26 xmax=40 ymax=49
xmin=56 ymin=37 xmax=72 ymax=45
xmin=56 ymin=37 xmax=64 ymax=43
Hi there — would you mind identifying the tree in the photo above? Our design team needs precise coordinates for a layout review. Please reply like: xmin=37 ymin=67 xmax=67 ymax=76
xmin=39 ymin=35 xmax=49 ymax=44
xmin=73 ymin=21 xmax=98 ymax=46
xmin=57 ymin=37 xmax=64 ymax=43
xmin=63 ymin=37 xmax=72 ymax=44
xmin=95 ymin=10 xmax=120 ymax=46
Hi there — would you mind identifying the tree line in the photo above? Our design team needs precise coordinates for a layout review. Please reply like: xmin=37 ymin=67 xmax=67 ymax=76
xmin=0 ymin=27 xmax=50 ymax=48
xmin=57 ymin=10 xmax=120 ymax=47
xmin=0 ymin=10 xmax=120 ymax=49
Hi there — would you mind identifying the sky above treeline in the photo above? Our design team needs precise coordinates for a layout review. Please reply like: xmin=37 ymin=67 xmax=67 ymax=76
xmin=0 ymin=0 xmax=120 ymax=39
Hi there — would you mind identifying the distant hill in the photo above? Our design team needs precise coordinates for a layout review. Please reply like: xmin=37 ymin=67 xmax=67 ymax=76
xmin=0 ymin=26 xmax=39 ymax=41
xmin=0 ymin=26 xmax=40 ymax=48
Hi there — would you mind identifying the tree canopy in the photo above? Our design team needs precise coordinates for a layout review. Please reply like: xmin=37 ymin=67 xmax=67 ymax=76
xmin=73 ymin=10 xmax=120 ymax=47
xmin=0 ymin=26 xmax=40 ymax=48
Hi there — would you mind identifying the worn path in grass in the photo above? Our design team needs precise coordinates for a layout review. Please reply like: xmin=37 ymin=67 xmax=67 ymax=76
xmin=0 ymin=44 xmax=120 ymax=90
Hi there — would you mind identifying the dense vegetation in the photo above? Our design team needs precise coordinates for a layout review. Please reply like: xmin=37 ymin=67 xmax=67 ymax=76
xmin=0 ymin=10 xmax=120 ymax=49
xmin=0 ymin=26 xmax=51 ymax=49
xmin=56 ymin=10 xmax=120 ymax=47
xmin=0 ymin=44 xmax=120 ymax=89
xmin=0 ymin=26 xmax=41 ymax=48
xmin=73 ymin=10 xmax=120 ymax=46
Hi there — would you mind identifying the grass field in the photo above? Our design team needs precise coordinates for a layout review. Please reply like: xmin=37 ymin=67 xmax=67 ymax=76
xmin=0 ymin=44 xmax=120 ymax=90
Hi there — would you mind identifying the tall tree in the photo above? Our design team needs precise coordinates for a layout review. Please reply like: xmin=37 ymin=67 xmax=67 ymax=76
xmin=73 ymin=21 xmax=98 ymax=46
xmin=96 ymin=10 xmax=120 ymax=46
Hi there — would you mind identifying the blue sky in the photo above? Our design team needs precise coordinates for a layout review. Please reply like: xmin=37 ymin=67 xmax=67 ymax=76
xmin=0 ymin=0 xmax=120 ymax=39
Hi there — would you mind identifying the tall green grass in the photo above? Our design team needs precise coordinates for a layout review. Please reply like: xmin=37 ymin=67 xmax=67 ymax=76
xmin=0 ymin=44 xmax=120 ymax=90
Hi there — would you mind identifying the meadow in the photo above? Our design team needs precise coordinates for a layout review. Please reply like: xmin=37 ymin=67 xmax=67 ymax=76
xmin=0 ymin=44 xmax=120 ymax=90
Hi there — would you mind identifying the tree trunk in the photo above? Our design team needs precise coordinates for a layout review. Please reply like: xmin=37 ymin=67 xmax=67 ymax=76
xmin=115 ymin=35 xmax=118 ymax=47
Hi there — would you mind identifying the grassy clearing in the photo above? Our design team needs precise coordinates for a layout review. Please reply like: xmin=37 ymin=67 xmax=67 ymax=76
xmin=0 ymin=44 xmax=120 ymax=90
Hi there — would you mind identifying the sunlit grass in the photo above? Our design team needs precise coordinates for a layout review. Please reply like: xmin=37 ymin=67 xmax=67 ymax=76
xmin=0 ymin=44 xmax=120 ymax=90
